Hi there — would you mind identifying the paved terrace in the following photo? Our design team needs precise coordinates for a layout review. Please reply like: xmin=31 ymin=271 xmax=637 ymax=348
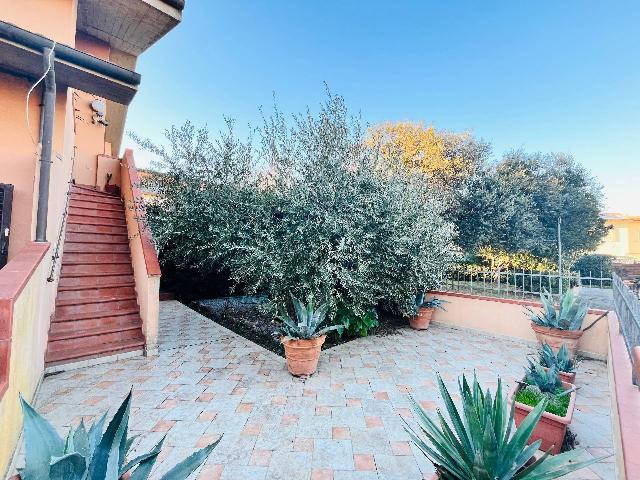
xmin=24 ymin=301 xmax=615 ymax=479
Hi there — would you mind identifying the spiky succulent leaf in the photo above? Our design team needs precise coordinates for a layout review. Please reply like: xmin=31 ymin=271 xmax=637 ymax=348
xmin=528 ymin=289 xmax=588 ymax=331
xmin=120 ymin=436 xmax=165 ymax=479
xmin=86 ymin=390 xmax=132 ymax=479
xmin=19 ymin=394 xmax=65 ymax=480
xmin=525 ymin=361 xmax=561 ymax=394
xmin=72 ymin=419 xmax=90 ymax=459
xmin=158 ymin=438 xmax=220 ymax=480
xmin=276 ymin=294 xmax=338 ymax=339
xmin=404 ymin=373 xmax=609 ymax=479
xmin=49 ymin=453 xmax=85 ymax=480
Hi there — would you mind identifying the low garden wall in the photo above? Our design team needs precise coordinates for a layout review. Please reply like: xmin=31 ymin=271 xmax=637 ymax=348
xmin=121 ymin=149 xmax=161 ymax=355
xmin=430 ymin=291 xmax=609 ymax=359
xmin=0 ymin=242 xmax=50 ymax=476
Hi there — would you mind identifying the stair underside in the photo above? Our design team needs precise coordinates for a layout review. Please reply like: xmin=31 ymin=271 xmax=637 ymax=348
xmin=45 ymin=185 xmax=145 ymax=368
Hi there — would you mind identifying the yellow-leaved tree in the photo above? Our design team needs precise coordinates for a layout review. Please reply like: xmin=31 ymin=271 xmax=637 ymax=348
xmin=367 ymin=121 xmax=489 ymax=193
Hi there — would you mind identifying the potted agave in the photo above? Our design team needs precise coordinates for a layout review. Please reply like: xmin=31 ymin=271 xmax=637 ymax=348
xmin=405 ymin=374 xmax=607 ymax=479
xmin=510 ymin=361 xmax=577 ymax=455
xmin=275 ymin=294 xmax=342 ymax=376
xmin=12 ymin=391 xmax=217 ymax=480
xmin=525 ymin=289 xmax=588 ymax=358
xmin=410 ymin=293 xmax=448 ymax=330
xmin=538 ymin=343 xmax=577 ymax=384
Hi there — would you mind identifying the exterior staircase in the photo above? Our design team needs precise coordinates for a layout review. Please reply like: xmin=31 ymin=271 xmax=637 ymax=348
xmin=45 ymin=184 xmax=145 ymax=367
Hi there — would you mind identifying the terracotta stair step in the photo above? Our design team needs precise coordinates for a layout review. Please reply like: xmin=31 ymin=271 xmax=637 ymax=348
xmin=60 ymin=262 xmax=134 ymax=276
xmin=48 ymin=322 xmax=142 ymax=343
xmin=55 ymin=291 xmax=135 ymax=305
xmin=71 ymin=184 xmax=118 ymax=196
xmin=58 ymin=273 xmax=135 ymax=288
xmin=58 ymin=281 xmax=135 ymax=291
xmin=65 ymin=223 xmax=128 ymax=235
xmin=63 ymin=252 xmax=132 ymax=263
xmin=68 ymin=206 xmax=126 ymax=220
xmin=56 ymin=284 xmax=136 ymax=301
xmin=49 ymin=312 xmax=142 ymax=334
xmin=70 ymin=192 xmax=123 ymax=206
xmin=67 ymin=215 xmax=126 ymax=227
xmin=68 ymin=199 xmax=123 ymax=211
xmin=55 ymin=296 xmax=138 ymax=316
xmin=63 ymin=241 xmax=130 ymax=253
xmin=65 ymin=231 xmax=129 ymax=243
xmin=45 ymin=337 xmax=145 ymax=366
xmin=52 ymin=307 xmax=140 ymax=323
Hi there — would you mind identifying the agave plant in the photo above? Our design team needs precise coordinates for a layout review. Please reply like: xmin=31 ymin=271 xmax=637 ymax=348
xmin=18 ymin=391 xmax=218 ymax=480
xmin=416 ymin=293 xmax=449 ymax=311
xmin=404 ymin=374 xmax=607 ymax=479
xmin=539 ymin=343 xmax=576 ymax=373
xmin=525 ymin=360 xmax=562 ymax=394
xmin=525 ymin=289 xmax=588 ymax=331
xmin=275 ymin=294 xmax=343 ymax=340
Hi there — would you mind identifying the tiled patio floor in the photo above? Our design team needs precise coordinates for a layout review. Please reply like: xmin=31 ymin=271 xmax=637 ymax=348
xmin=25 ymin=301 xmax=616 ymax=479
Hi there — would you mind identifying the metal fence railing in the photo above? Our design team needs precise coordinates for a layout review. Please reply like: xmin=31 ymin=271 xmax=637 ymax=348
xmin=613 ymin=273 xmax=640 ymax=385
xmin=442 ymin=267 xmax=582 ymax=300
xmin=578 ymin=271 xmax=613 ymax=289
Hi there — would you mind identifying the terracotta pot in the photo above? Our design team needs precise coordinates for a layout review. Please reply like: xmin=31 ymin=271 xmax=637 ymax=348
xmin=410 ymin=307 xmax=434 ymax=330
xmin=531 ymin=323 xmax=583 ymax=359
xmin=281 ymin=335 xmax=326 ymax=376
xmin=509 ymin=380 xmax=576 ymax=455
xmin=542 ymin=365 xmax=576 ymax=384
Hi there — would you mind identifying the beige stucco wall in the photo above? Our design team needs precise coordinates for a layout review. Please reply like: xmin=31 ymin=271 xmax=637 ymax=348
xmin=0 ymin=247 xmax=50 ymax=476
xmin=106 ymin=49 xmax=138 ymax=156
xmin=596 ymin=218 xmax=640 ymax=260
xmin=121 ymin=159 xmax=160 ymax=354
xmin=3 ymin=0 xmax=78 ymax=46
xmin=431 ymin=292 xmax=610 ymax=359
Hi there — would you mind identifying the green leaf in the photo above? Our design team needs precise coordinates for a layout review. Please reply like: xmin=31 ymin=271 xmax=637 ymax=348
xmin=19 ymin=393 xmax=65 ymax=480
xmin=158 ymin=438 xmax=220 ymax=480
xmin=73 ymin=419 xmax=89 ymax=458
xmin=49 ymin=453 xmax=86 ymax=480
xmin=120 ymin=435 xmax=165 ymax=477
xmin=87 ymin=390 xmax=132 ymax=480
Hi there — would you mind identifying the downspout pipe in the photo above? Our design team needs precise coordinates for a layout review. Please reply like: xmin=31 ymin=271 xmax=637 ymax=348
xmin=35 ymin=47 xmax=55 ymax=242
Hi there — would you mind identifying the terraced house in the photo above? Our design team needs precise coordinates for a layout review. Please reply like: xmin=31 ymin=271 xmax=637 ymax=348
xmin=0 ymin=0 xmax=183 ymax=474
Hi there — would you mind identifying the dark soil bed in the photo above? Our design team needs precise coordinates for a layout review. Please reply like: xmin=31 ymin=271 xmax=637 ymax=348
xmin=191 ymin=296 xmax=407 ymax=357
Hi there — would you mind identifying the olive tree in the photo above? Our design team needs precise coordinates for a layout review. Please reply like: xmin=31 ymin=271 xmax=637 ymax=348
xmin=138 ymin=94 xmax=455 ymax=322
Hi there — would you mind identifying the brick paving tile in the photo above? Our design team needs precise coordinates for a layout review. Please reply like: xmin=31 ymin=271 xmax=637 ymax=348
xmin=354 ymin=454 xmax=376 ymax=471
xmin=250 ymin=449 xmax=273 ymax=466
xmin=19 ymin=301 xmax=616 ymax=480
xmin=311 ymin=469 xmax=334 ymax=480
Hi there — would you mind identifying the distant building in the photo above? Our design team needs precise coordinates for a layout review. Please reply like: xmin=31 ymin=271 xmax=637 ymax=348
xmin=596 ymin=213 xmax=640 ymax=261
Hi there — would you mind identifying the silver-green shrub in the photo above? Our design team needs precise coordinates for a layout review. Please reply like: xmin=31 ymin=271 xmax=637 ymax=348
xmin=138 ymin=93 xmax=455 ymax=319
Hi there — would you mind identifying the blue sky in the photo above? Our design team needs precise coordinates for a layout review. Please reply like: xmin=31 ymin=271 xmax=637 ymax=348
xmin=122 ymin=1 xmax=640 ymax=213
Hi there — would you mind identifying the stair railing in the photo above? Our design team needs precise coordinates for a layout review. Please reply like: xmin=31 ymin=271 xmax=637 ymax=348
xmin=47 ymin=148 xmax=76 ymax=282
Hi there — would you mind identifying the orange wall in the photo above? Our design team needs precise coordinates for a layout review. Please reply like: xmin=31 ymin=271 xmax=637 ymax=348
xmin=0 ymin=74 xmax=40 ymax=260
xmin=0 ymin=74 xmax=75 ymax=263
xmin=3 ymin=0 xmax=78 ymax=46
xmin=431 ymin=291 xmax=610 ymax=359
xmin=72 ymin=90 xmax=109 ymax=186
xmin=75 ymin=31 xmax=111 ymax=60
